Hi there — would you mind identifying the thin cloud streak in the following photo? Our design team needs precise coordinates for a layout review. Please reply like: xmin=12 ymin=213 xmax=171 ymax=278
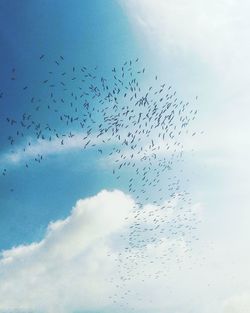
xmin=1 ymin=132 xmax=117 ymax=165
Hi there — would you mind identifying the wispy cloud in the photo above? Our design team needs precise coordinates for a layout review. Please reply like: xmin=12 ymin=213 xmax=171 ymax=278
xmin=1 ymin=132 xmax=115 ymax=165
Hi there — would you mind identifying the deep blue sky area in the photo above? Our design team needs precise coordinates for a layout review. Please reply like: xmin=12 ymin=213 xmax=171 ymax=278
xmin=0 ymin=0 xmax=136 ymax=66
xmin=0 ymin=0 xmax=142 ymax=250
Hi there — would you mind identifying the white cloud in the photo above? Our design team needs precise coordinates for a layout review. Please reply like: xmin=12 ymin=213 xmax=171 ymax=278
xmin=0 ymin=189 xmax=249 ymax=313
xmin=1 ymin=132 xmax=114 ymax=165
xmin=0 ymin=189 xmax=134 ymax=313
xmin=120 ymin=0 xmax=250 ymax=152
xmin=0 ymin=189 xmax=191 ymax=313
xmin=121 ymin=0 xmax=250 ymax=85
xmin=117 ymin=4 xmax=250 ymax=312
xmin=120 ymin=0 xmax=250 ymax=200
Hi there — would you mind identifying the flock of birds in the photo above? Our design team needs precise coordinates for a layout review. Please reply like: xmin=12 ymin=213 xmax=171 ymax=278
xmin=1 ymin=55 xmax=202 ymax=310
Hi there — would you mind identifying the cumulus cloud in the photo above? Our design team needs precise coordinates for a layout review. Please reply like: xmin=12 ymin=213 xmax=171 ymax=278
xmin=0 ymin=189 xmax=249 ymax=313
xmin=0 ymin=189 xmax=192 ymax=313
xmin=0 ymin=190 xmax=134 ymax=313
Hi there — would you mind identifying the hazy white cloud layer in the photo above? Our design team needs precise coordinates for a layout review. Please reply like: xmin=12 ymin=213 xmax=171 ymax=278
xmin=122 ymin=0 xmax=250 ymax=86
xmin=118 ymin=2 xmax=250 ymax=312
xmin=120 ymin=0 xmax=250 ymax=202
xmin=223 ymin=292 xmax=250 ymax=313
xmin=121 ymin=0 xmax=250 ymax=167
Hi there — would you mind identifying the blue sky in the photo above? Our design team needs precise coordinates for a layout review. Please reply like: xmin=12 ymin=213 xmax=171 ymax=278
xmin=0 ymin=1 xmax=250 ymax=313
xmin=0 ymin=0 xmax=142 ymax=249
